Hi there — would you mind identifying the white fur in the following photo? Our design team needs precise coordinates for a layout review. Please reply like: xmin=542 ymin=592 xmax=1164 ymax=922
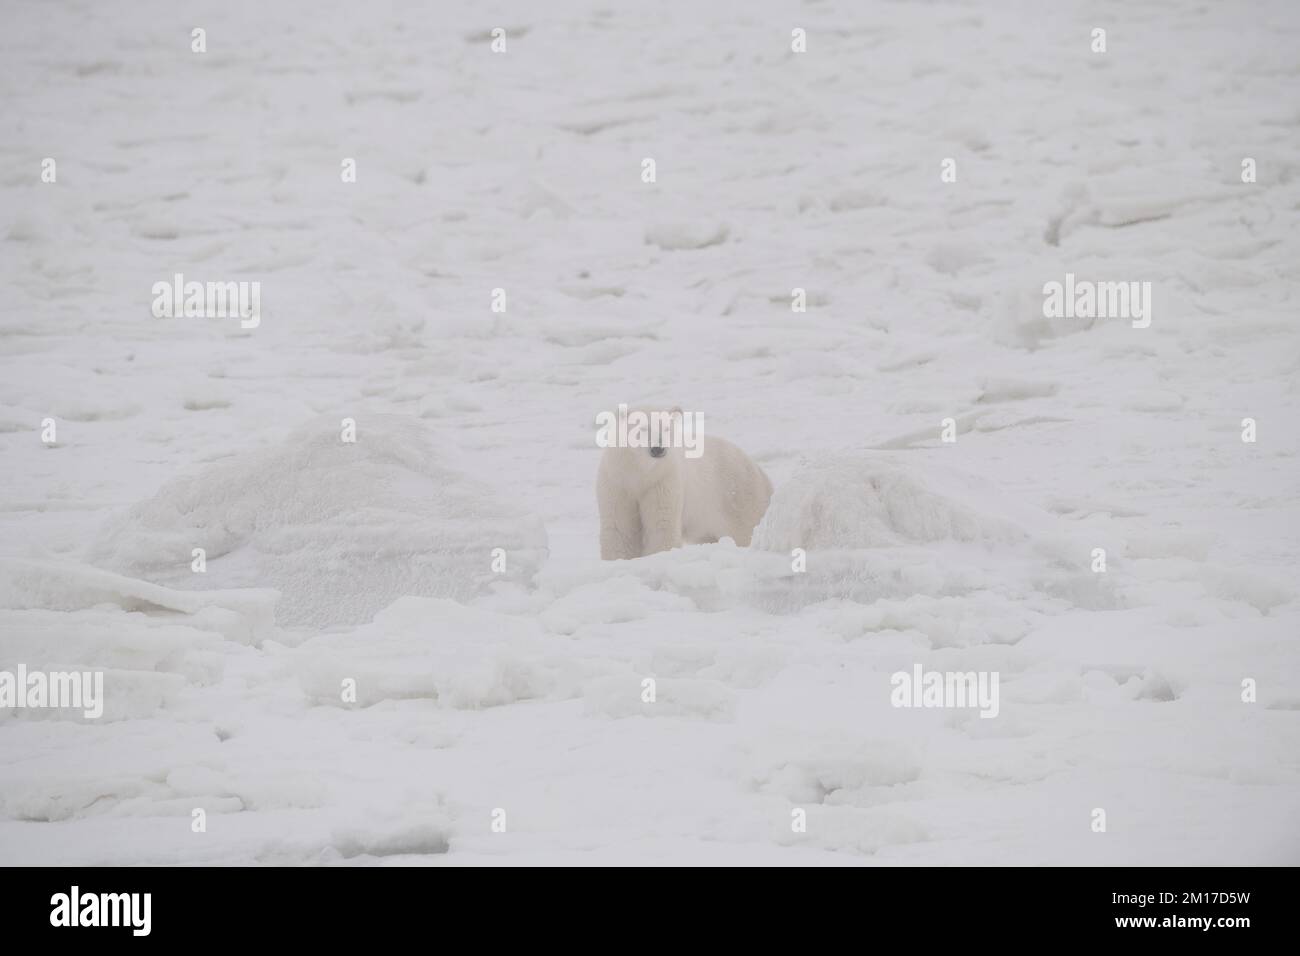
xmin=597 ymin=412 xmax=773 ymax=560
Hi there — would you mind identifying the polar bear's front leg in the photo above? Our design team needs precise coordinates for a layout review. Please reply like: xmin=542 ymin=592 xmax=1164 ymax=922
xmin=638 ymin=479 xmax=684 ymax=556
xmin=598 ymin=479 xmax=642 ymax=560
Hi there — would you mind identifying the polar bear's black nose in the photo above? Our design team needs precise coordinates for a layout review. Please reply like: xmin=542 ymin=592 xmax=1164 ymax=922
xmin=649 ymin=446 xmax=666 ymax=458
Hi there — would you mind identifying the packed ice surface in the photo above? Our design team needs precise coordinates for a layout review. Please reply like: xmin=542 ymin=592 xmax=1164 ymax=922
xmin=1 ymin=0 xmax=1299 ymax=865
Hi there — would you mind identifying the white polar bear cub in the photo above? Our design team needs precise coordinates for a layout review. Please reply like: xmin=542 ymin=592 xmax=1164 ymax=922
xmin=597 ymin=408 xmax=773 ymax=560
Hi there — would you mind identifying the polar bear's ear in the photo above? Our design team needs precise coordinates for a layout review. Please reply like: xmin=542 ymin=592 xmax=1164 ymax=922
xmin=668 ymin=406 xmax=684 ymax=421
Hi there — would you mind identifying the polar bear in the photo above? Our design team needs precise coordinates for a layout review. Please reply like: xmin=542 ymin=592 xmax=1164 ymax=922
xmin=597 ymin=408 xmax=773 ymax=560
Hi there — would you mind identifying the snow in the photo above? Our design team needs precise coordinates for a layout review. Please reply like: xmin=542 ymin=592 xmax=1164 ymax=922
xmin=1 ymin=0 xmax=1299 ymax=865
xmin=85 ymin=415 xmax=548 ymax=627
xmin=753 ymin=455 xmax=1036 ymax=550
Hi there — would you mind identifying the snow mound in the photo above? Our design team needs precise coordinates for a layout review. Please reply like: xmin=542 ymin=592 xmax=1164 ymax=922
xmin=86 ymin=416 xmax=548 ymax=627
xmin=748 ymin=455 xmax=1107 ymax=611
xmin=644 ymin=220 xmax=729 ymax=251
xmin=331 ymin=820 xmax=451 ymax=859
xmin=753 ymin=455 xmax=1028 ymax=551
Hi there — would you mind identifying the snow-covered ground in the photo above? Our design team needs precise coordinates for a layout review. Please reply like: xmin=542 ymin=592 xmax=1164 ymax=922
xmin=2 ymin=0 xmax=1298 ymax=864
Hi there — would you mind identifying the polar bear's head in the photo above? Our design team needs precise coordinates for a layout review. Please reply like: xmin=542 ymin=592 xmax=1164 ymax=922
xmin=596 ymin=405 xmax=694 ymax=478
xmin=632 ymin=405 xmax=684 ymax=462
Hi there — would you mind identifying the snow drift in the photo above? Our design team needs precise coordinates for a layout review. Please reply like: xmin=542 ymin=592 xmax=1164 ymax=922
xmin=749 ymin=455 xmax=1107 ymax=610
xmin=86 ymin=416 xmax=548 ymax=627
xmin=753 ymin=454 xmax=1030 ymax=551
